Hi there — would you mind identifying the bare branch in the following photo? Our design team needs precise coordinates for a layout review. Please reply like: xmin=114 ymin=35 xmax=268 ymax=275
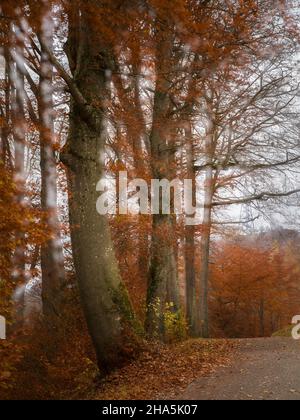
xmin=213 ymin=189 xmax=300 ymax=207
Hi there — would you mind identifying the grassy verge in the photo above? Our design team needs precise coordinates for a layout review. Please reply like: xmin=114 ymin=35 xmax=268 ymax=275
xmin=272 ymin=326 xmax=293 ymax=338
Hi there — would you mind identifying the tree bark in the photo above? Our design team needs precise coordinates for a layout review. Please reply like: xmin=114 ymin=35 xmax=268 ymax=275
xmin=197 ymin=129 xmax=215 ymax=338
xmin=38 ymin=33 xmax=65 ymax=326
xmin=259 ymin=298 xmax=265 ymax=337
xmin=0 ymin=51 xmax=12 ymax=166
xmin=145 ymin=23 xmax=180 ymax=339
xmin=11 ymin=53 xmax=26 ymax=284
xmin=184 ymin=124 xmax=197 ymax=334
xmin=62 ymin=6 xmax=139 ymax=372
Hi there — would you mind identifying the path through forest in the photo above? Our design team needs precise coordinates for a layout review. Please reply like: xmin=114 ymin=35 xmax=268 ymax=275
xmin=181 ymin=338 xmax=300 ymax=400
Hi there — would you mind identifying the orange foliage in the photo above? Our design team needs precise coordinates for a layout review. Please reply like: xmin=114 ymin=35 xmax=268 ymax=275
xmin=0 ymin=164 xmax=46 ymax=318
xmin=210 ymin=235 xmax=300 ymax=338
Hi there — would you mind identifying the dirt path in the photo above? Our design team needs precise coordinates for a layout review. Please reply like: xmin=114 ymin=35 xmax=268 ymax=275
xmin=181 ymin=337 xmax=300 ymax=400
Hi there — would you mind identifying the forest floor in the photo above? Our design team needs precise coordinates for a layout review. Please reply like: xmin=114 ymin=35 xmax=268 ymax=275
xmin=3 ymin=336 xmax=299 ymax=400
xmin=91 ymin=339 xmax=237 ymax=400
xmin=180 ymin=337 xmax=300 ymax=400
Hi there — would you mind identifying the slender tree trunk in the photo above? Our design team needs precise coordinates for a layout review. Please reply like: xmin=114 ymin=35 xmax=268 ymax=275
xmin=259 ymin=298 xmax=265 ymax=337
xmin=197 ymin=130 xmax=215 ymax=338
xmin=145 ymin=27 xmax=180 ymax=338
xmin=62 ymin=7 xmax=139 ymax=372
xmin=184 ymin=124 xmax=197 ymax=334
xmin=11 ymin=54 xmax=26 ymax=284
xmin=198 ymin=183 xmax=213 ymax=338
xmin=185 ymin=223 xmax=196 ymax=328
xmin=131 ymin=73 xmax=150 ymax=286
xmin=38 ymin=34 xmax=65 ymax=325
xmin=0 ymin=51 xmax=12 ymax=166
xmin=114 ymin=53 xmax=150 ymax=286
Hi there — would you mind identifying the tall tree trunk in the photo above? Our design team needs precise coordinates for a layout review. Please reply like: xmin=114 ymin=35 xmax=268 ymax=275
xmin=145 ymin=23 xmax=180 ymax=339
xmin=184 ymin=123 xmax=197 ymax=334
xmin=38 ymin=19 xmax=65 ymax=326
xmin=130 ymin=66 xmax=150 ymax=287
xmin=197 ymin=130 xmax=215 ymax=338
xmin=0 ymin=51 xmax=12 ymax=167
xmin=62 ymin=6 xmax=139 ymax=372
xmin=11 ymin=53 xmax=26 ymax=285
xmin=259 ymin=298 xmax=265 ymax=337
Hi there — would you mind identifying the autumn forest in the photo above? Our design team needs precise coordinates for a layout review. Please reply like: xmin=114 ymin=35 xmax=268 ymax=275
xmin=1 ymin=0 xmax=300 ymax=401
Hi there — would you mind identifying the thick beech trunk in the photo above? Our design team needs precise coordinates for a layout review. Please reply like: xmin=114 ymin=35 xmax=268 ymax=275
xmin=62 ymin=7 xmax=139 ymax=371
xmin=65 ymin=110 xmax=138 ymax=372
xmin=145 ymin=26 xmax=180 ymax=339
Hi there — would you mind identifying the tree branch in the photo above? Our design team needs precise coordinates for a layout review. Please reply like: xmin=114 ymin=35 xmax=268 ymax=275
xmin=213 ymin=189 xmax=300 ymax=207
xmin=37 ymin=34 xmax=101 ymax=130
